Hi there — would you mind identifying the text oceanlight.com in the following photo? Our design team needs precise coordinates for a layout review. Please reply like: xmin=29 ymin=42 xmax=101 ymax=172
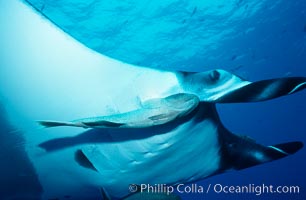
xmin=129 ymin=183 xmax=300 ymax=196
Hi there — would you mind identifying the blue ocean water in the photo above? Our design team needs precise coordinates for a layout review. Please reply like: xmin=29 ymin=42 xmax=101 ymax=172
xmin=0 ymin=0 xmax=305 ymax=199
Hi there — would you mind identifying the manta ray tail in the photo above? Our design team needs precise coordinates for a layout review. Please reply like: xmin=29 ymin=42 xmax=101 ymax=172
xmin=221 ymin=132 xmax=303 ymax=170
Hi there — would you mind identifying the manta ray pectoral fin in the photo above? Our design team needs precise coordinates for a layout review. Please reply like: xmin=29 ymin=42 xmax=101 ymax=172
xmin=268 ymin=141 xmax=303 ymax=155
xmin=223 ymin=133 xmax=303 ymax=170
xmin=251 ymin=141 xmax=303 ymax=169
xmin=216 ymin=77 xmax=306 ymax=103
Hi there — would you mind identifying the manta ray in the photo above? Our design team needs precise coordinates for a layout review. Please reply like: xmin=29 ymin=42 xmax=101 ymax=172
xmin=0 ymin=1 xmax=306 ymax=200
xmin=38 ymin=69 xmax=306 ymax=199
